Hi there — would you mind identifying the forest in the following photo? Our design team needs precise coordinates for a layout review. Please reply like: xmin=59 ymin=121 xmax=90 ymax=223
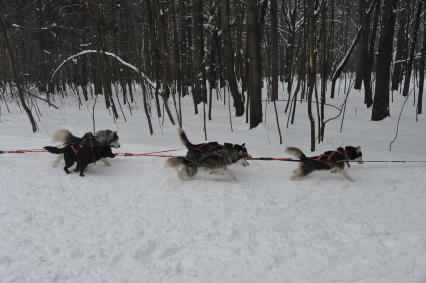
xmin=1 ymin=0 xmax=425 ymax=150
xmin=2 ymin=2 xmax=426 ymax=281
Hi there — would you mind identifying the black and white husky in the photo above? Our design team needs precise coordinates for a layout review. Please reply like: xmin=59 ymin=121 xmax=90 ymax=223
xmin=44 ymin=144 xmax=115 ymax=177
xmin=285 ymin=146 xmax=363 ymax=181
xmin=166 ymin=128 xmax=250 ymax=180
xmin=51 ymin=129 xmax=120 ymax=167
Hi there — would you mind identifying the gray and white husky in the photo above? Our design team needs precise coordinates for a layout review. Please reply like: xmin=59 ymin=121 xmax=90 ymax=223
xmin=166 ymin=128 xmax=250 ymax=180
xmin=51 ymin=129 xmax=120 ymax=167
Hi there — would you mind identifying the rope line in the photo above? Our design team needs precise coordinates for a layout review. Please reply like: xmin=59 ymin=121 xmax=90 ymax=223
xmin=115 ymin=148 xmax=182 ymax=157
xmin=1 ymin=147 xmax=426 ymax=164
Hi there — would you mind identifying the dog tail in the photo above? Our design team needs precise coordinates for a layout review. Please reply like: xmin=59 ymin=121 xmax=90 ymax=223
xmin=43 ymin=146 xmax=64 ymax=154
xmin=52 ymin=129 xmax=70 ymax=143
xmin=177 ymin=128 xmax=193 ymax=148
xmin=285 ymin=147 xmax=306 ymax=160
xmin=165 ymin=157 xmax=185 ymax=168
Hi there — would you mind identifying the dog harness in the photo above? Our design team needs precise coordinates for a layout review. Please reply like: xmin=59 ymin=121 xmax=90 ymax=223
xmin=309 ymin=148 xmax=346 ymax=169
xmin=188 ymin=142 xmax=223 ymax=153
xmin=70 ymin=144 xmax=84 ymax=156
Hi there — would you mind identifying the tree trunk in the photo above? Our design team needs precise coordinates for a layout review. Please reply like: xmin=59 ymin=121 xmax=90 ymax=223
xmin=307 ymin=0 xmax=316 ymax=151
xmin=365 ymin=0 xmax=381 ymax=107
xmin=372 ymin=0 xmax=398 ymax=121
xmin=402 ymin=1 xmax=423 ymax=97
xmin=391 ymin=0 xmax=410 ymax=91
xmin=417 ymin=15 xmax=426 ymax=114
xmin=0 ymin=16 xmax=38 ymax=132
xmin=222 ymin=0 xmax=245 ymax=116
xmin=247 ymin=0 xmax=262 ymax=128
xmin=191 ymin=0 xmax=206 ymax=109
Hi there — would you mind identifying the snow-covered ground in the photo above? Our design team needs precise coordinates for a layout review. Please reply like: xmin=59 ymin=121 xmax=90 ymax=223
xmin=1 ymin=85 xmax=426 ymax=283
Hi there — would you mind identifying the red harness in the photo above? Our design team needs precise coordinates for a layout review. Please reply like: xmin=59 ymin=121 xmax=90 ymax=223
xmin=189 ymin=142 xmax=223 ymax=153
xmin=70 ymin=144 xmax=84 ymax=156
xmin=309 ymin=148 xmax=345 ymax=169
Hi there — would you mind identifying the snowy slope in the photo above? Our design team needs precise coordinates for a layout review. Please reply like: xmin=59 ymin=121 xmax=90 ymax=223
xmin=1 ymin=86 xmax=426 ymax=283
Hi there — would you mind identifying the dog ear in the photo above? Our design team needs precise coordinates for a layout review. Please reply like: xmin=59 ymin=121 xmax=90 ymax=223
xmin=241 ymin=143 xmax=246 ymax=147
xmin=356 ymin=146 xmax=361 ymax=153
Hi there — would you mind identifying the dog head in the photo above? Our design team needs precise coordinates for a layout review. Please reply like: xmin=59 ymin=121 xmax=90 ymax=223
xmin=225 ymin=143 xmax=251 ymax=166
xmin=108 ymin=131 xmax=121 ymax=148
xmin=101 ymin=146 xmax=116 ymax=158
xmin=344 ymin=146 xmax=363 ymax=164
xmin=95 ymin=130 xmax=121 ymax=148
xmin=52 ymin=129 xmax=72 ymax=143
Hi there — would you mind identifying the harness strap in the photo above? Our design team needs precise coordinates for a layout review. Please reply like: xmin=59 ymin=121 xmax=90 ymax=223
xmin=309 ymin=149 xmax=344 ymax=168
xmin=70 ymin=144 xmax=84 ymax=156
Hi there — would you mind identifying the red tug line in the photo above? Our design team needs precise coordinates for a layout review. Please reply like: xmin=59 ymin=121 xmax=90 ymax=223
xmin=1 ymin=147 xmax=426 ymax=164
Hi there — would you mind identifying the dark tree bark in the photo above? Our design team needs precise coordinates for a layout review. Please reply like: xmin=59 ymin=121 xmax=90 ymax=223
xmin=271 ymin=0 xmax=278 ymax=101
xmin=391 ymin=0 xmax=411 ymax=91
xmin=319 ymin=0 xmax=327 ymax=141
xmin=222 ymin=0 xmax=245 ymax=116
xmin=247 ymin=0 xmax=262 ymax=128
xmin=152 ymin=0 xmax=175 ymax=125
xmin=0 ymin=15 xmax=38 ymax=132
xmin=364 ymin=0 xmax=381 ymax=107
xmin=372 ymin=0 xmax=398 ymax=121
xmin=191 ymin=0 xmax=206 ymax=110
xmin=418 ymin=16 xmax=426 ymax=114
xmin=354 ymin=0 xmax=374 ymax=107
xmin=354 ymin=0 xmax=370 ymax=89
xmin=307 ymin=0 xmax=316 ymax=151
xmin=402 ymin=1 xmax=423 ymax=97
xmin=270 ymin=0 xmax=282 ymax=143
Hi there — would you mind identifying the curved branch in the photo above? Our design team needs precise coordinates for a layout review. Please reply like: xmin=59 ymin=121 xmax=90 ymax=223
xmin=50 ymin=50 xmax=156 ymax=89
xmin=389 ymin=88 xmax=413 ymax=151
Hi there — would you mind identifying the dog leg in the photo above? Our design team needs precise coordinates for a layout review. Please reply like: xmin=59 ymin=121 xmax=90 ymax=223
xmin=64 ymin=157 xmax=74 ymax=174
xmin=209 ymin=168 xmax=237 ymax=180
xmin=209 ymin=169 xmax=227 ymax=175
xmin=290 ymin=167 xmax=304 ymax=180
xmin=79 ymin=164 xmax=88 ymax=177
xmin=177 ymin=165 xmax=195 ymax=180
xmin=237 ymin=159 xmax=250 ymax=167
xmin=52 ymin=154 xmax=64 ymax=167
xmin=101 ymin=158 xmax=111 ymax=167
xmin=338 ymin=168 xmax=354 ymax=182
xmin=227 ymin=170 xmax=237 ymax=181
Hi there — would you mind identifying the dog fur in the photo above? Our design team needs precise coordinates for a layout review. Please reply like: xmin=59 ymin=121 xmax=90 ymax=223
xmin=166 ymin=128 xmax=250 ymax=180
xmin=51 ymin=129 xmax=120 ymax=167
xmin=44 ymin=145 xmax=115 ymax=177
xmin=285 ymin=146 xmax=363 ymax=181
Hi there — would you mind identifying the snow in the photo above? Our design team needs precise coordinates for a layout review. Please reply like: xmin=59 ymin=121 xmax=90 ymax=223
xmin=1 ymin=84 xmax=426 ymax=282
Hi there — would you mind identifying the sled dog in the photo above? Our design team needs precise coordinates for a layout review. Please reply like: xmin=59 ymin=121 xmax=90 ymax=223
xmin=44 ymin=145 xmax=115 ymax=177
xmin=166 ymin=128 xmax=250 ymax=180
xmin=285 ymin=146 xmax=363 ymax=181
xmin=51 ymin=129 xmax=120 ymax=167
